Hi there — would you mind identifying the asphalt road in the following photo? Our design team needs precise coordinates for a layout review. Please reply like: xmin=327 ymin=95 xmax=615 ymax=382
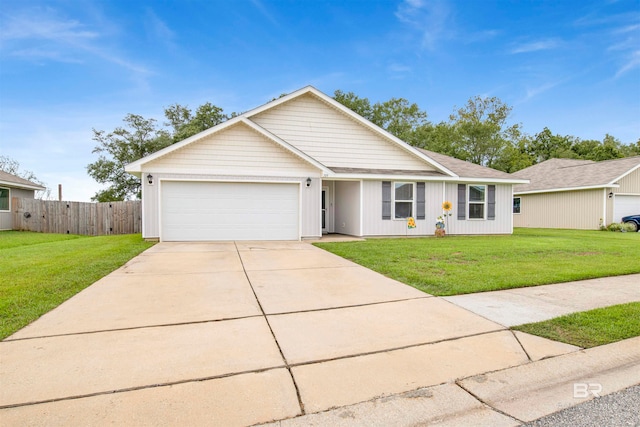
xmin=525 ymin=384 xmax=640 ymax=427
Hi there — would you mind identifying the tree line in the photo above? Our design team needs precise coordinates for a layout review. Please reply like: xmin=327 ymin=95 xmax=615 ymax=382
xmin=86 ymin=91 xmax=640 ymax=201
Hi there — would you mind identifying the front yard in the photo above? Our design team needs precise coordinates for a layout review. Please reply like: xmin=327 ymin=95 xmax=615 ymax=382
xmin=0 ymin=232 xmax=154 ymax=340
xmin=3 ymin=228 xmax=638 ymax=347
xmin=315 ymin=228 xmax=640 ymax=296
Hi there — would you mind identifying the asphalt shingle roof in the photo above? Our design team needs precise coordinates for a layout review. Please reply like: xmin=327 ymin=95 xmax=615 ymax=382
xmin=0 ymin=170 xmax=45 ymax=190
xmin=417 ymin=149 xmax=517 ymax=180
xmin=512 ymin=156 xmax=640 ymax=193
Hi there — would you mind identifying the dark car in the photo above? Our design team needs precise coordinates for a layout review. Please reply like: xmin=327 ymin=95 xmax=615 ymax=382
xmin=622 ymin=214 xmax=640 ymax=232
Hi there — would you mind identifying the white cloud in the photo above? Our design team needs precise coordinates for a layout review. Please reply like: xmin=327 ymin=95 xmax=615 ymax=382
xmin=510 ymin=39 xmax=560 ymax=54
xmin=144 ymin=8 xmax=177 ymax=50
xmin=615 ymin=49 xmax=640 ymax=78
xmin=250 ymin=0 xmax=280 ymax=27
xmin=0 ymin=7 xmax=150 ymax=75
xmin=395 ymin=0 xmax=451 ymax=50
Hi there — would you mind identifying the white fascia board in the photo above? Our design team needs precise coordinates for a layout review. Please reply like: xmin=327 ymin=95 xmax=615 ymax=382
xmin=0 ymin=180 xmax=46 ymax=191
xmin=515 ymin=183 xmax=620 ymax=195
xmin=244 ymin=86 xmax=458 ymax=178
xmin=240 ymin=119 xmax=331 ymax=174
xmin=608 ymin=162 xmax=640 ymax=185
xmin=124 ymin=115 xmax=247 ymax=173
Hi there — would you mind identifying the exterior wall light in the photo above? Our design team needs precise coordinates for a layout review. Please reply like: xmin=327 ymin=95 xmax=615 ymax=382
xmin=608 ymin=192 xmax=613 ymax=198
xmin=147 ymin=174 xmax=154 ymax=185
xmin=306 ymin=177 xmax=312 ymax=187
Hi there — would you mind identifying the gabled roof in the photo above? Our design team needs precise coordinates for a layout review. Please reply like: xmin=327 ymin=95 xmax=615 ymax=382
xmin=125 ymin=86 xmax=526 ymax=184
xmin=418 ymin=149 xmax=528 ymax=183
xmin=513 ymin=156 xmax=640 ymax=194
xmin=126 ymin=86 xmax=458 ymax=178
xmin=0 ymin=170 xmax=46 ymax=191
xmin=126 ymin=117 xmax=332 ymax=175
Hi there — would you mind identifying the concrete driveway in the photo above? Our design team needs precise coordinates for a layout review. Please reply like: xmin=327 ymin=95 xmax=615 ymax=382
xmin=0 ymin=241 xmax=590 ymax=426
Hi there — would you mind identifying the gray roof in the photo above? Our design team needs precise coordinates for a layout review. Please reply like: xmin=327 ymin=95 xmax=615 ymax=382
xmin=513 ymin=156 xmax=640 ymax=193
xmin=417 ymin=149 xmax=518 ymax=180
xmin=0 ymin=170 xmax=45 ymax=190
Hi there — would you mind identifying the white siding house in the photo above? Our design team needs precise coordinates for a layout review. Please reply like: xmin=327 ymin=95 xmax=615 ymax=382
xmin=513 ymin=157 xmax=640 ymax=229
xmin=126 ymin=86 xmax=527 ymax=241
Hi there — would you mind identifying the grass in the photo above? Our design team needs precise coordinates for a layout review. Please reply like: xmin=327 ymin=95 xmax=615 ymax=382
xmin=513 ymin=302 xmax=640 ymax=348
xmin=314 ymin=228 xmax=640 ymax=296
xmin=0 ymin=231 xmax=155 ymax=340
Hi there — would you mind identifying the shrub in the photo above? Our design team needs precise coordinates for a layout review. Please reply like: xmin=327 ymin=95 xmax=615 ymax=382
xmin=603 ymin=222 xmax=636 ymax=232
xmin=607 ymin=223 xmax=623 ymax=232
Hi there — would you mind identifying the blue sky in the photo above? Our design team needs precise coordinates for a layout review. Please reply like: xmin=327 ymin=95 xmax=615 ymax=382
xmin=1 ymin=0 xmax=639 ymax=202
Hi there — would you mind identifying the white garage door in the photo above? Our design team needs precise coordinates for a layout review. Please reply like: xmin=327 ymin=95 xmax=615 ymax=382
xmin=613 ymin=195 xmax=640 ymax=223
xmin=161 ymin=181 xmax=299 ymax=241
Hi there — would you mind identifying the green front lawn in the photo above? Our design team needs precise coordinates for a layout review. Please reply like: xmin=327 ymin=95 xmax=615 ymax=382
xmin=315 ymin=228 xmax=640 ymax=296
xmin=0 ymin=231 xmax=154 ymax=340
xmin=513 ymin=302 xmax=640 ymax=348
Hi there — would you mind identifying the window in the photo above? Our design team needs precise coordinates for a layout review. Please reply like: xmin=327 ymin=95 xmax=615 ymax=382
xmin=513 ymin=197 xmax=521 ymax=214
xmin=394 ymin=182 xmax=413 ymax=219
xmin=0 ymin=187 xmax=9 ymax=211
xmin=468 ymin=185 xmax=486 ymax=219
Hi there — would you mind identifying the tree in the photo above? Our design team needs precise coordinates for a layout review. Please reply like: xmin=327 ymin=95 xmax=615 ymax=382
xmin=333 ymin=90 xmax=429 ymax=141
xmin=88 ymin=102 xmax=231 ymax=201
xmin=333 ymin=90 xmax=374 ymax=121
xmin=526 ymin=127 xmax=575 ymax=163
xmin=165 ymin=102 xmax=229 ymax=143
xmin=0 ymin=155 xmax=49 ymax=199
xmin=87 ymin=114 xmax=172 ymax=201
xmin=447 ymin=96 xmax=520 ymax=168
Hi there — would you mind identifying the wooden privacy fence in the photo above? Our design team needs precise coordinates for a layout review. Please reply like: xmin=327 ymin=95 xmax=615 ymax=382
xmin=12 ymin=198 xmax=142 ymax=236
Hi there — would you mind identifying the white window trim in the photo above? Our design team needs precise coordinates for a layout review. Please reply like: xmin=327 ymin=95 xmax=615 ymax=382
xmin=0 ymin=187 xmax=10 ymax=212
xmin=513 ymin=196 xmax=521 ymax=215
xmin=393 ymin=181 xmax=415 ymax=220
xmin=468 ymin=184 xmax=486 ymax=220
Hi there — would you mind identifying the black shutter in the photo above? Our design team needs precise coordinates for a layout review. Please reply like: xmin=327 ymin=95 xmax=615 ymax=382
xmin=416 ymin=182 xmax=425 ymax=220
xmin=487 ymin=185 xmax=496 ymax=220
xmin=457 ymin=184 xmax=466 ymax=220
xmin=382 ymin=181 xmax=391 ymax=220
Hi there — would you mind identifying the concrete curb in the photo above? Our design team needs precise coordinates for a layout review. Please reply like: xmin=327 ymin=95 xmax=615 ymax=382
xmin=262 ymin=337 xmax=640 ymax=426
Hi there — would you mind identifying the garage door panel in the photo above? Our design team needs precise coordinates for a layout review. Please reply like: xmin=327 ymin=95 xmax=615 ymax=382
xmin=161 ymin=181 xmax=299 ymax=241
xmin=613 ymin=195 xmax=640 ymax=223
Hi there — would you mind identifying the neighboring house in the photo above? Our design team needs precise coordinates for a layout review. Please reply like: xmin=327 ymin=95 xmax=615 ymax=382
xmin=512 ymin=157 xmax=640 ymax=230
xmin=125 ymin=86 xmax=527 ymax=241
xmin=0 ymin=170 xmax=46 ymax=231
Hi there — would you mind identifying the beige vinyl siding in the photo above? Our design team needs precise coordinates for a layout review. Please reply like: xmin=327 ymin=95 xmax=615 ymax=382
xmin=606 ymin=188 xmax=614 ymax=226
xmin=251 ymin=94 xmax=433 ymax=171
xmin=616 ymin=167 xmax=640 ymax=193
xmin=514 ymin=189 xmax=602 ymax=230
xmin=334 ymin=181 xmax=361 ymax=236
xmin=141 ymin=174 xmax=320 ymax=239
xmin=2 ymin=188 xmax=35 ymax=230
xmin=362 ymin=181 xmax=441 ymax=236
xmin=145 ymin=123 xmax=319 ymax=177
xmin=445 ymin=183 xmax=513 ymax=235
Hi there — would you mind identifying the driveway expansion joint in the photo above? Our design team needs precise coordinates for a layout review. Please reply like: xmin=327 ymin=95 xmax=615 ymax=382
xmin=264 ymin=295 xmax=432 ymax=317
xmin=511 ymin=329 xmax=533 ymax=362
xmin=0 ymin=365 xmax=288 ymax=410
xmin=454 ymin=380 xmax=526 ymax=424
xmin=1 ymin=314 xmax=265 ymax=342
xmin=235 ymin=242 xmax=307 ymax=416
xmin=286 ymin=328 xmax=508 ymax=368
